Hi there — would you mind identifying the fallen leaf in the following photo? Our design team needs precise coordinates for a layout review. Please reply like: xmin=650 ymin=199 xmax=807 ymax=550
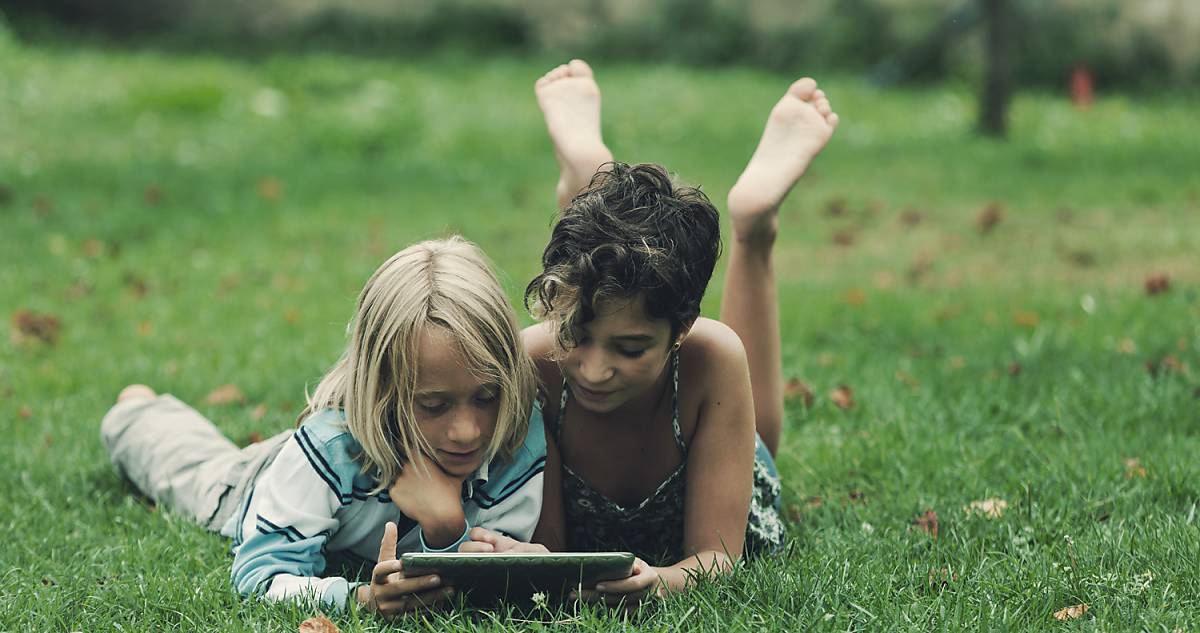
xmin=204 ymin=384 xmax=246 ymax=406
xmin=912 ymin=509 xmax=939 ymax=539
xmin=19 ymin=405 xmax=32 ymax=419
xmin=829 ymin=385 xmax=854 ymax=410
xmin=123 ymin=273 xmax=149 ymax=299
xmin=283 ymin=308 xmax=300 ymax=325
xmin=1007 ymin=362 xmax=1022 ymax=376
xmin=824 ymin=197 xmax=847 ymax=217
xmin=1012 ymin=311 xmax=1039 ymax=328
xmin=1144 ymin=272 xmax=1170 ymax=295
xmin=832 ymin=229 xmax=856 ymax=247
xmin=1146 ymin=355 xmax=1189 ymax=378
xmin=784 ymin=378 xmax=814 ymax=408
xmin=258 ymin=177 xmax=284 ymax=201
xmin=807 ymin=496 xmax=824 ymax=508
xmin=976 ymin=202 xmax=1004 ymax=235
xmin=873 ymin=270 xmax=896 ymax=289
xmin=251 ymin=403 xmax=269 ymax=421
xmin=844 ymin=288 xmax=867 ymax=306
xmin=1116 ymin=338 xmax=1137 ymax=355
xmin=298 ymin=615 xmax=339 ymax=633
xmin=33 ymin=196 xmax=54 ymax=217
xmin=965 ymin=498 xmax=1008 ymax=518
xmin=786 ymin=504 xmax=802 ymax=523
xmin=1124 ymin=457 xmax=1147 ymax=479
xmin=1052 ymin=603 xmax=1088 ymax=621
xmin=81 ymin=238 xmax=105 ymax=258
xmin=899 ymin=207 xmax=923 ymax=227
xmin=11 ymin=310 xmax=62 ymax=346
xmin=137 ymin=321 xmax=154 ymax=337
xmin=144 ymin=185 xmax=164 ymax=205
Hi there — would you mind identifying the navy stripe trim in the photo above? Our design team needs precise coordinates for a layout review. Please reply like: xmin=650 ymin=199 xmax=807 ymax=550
xmin=297 ymin=427 xmax=342 ymax=484
xmin=473 ymin=459 xmax=546 ymax=509
xmin=292 ymin=433 xmax=348 ymax=503
xmin=257 ymin=515 xmax=307 ymax=542
xmin=233 ymin=485 xmax=256 ymax=548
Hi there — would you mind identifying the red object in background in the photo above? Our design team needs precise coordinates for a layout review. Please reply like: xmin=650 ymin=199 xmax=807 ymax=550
xmin=1071 ymin=65 xmax=1094 ymax=109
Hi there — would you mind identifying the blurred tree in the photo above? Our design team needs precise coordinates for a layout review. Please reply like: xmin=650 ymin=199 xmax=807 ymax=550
xmin=978 ymin=0 xmax=1012 ymax=137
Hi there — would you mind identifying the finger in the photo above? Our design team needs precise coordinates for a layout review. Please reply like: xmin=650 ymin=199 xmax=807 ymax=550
xmin=396 ymin=587 xmax=456 ymax=612
xmin=378 ymin=573 xmax=443 ymax=597
xmin=595 ymin=572 xmax=655 ymax=594
xmin=377 ymin=521 xmax=399 ymax=562
xmin=458 ymin=541 xmax=495 ymax=553
xmin=468 ymin=526 xmax=502 ymax=545
xmin=372 ymin=558 xmax=405 ymax=584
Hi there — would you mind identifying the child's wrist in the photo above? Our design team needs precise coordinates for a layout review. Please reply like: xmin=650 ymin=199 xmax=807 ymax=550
xmin=418 ymin=511 xmax=469 ymax=550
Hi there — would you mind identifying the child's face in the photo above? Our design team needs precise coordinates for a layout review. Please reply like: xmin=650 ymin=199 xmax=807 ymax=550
xmin=561 ymin=293 xmax=674 ymax=414
xmin=412 ymin=326 xmax=501 ymax=479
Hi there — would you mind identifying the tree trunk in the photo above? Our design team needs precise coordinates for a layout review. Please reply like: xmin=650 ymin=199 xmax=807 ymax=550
xmin=979 ymin=0 xmax=1012 ymax=137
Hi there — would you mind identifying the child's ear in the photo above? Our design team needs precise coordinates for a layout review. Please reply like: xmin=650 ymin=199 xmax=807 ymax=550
xmin=673 ymin=318 xmax=698 ymax=349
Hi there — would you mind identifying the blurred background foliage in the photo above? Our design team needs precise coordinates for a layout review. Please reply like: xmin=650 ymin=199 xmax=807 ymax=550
xmin=1 ymin=0 xmax=1197 ymax=91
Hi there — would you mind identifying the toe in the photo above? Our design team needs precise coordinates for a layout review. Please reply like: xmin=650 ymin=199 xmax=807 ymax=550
xmin=814 ymin=89 xmax=826 ymax=101
xmin=567 ymin=59 xmax=594 ymax=78
xmin=827 ymin=112 xmax=840 ymax=129
xmin=552 ymin=64 xmax=568 ymax=80
xmin=788 ymin=78 xmax=818 ymax=100
xmin=816 ymin=99 xmax=831 ymax=116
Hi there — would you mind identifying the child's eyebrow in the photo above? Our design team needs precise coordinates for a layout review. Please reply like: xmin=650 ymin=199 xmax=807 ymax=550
xmin=612 ymin=334 xmax=655 ymax=342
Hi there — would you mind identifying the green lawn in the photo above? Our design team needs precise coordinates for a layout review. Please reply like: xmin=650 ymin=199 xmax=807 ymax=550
xmin=2 ymin=29 xmax=1199 ymax=631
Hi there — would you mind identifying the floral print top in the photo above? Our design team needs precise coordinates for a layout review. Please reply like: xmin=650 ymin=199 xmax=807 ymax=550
xmin=556 ymin=353 xmax=785 ymax=567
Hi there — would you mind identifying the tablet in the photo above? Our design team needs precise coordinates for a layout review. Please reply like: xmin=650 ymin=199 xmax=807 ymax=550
xmin=400 ymin=552 xmax=634 ymax=605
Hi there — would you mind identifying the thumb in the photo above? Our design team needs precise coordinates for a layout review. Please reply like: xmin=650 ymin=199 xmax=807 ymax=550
xmin=378 ymin=521 xmax=399 ymax=562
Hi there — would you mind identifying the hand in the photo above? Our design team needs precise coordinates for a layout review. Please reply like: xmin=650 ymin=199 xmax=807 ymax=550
xmin=457 ymin=527 xmax=550 ymax=553
xmin=358 ymin=521 xmax=455 ymax=617
xmin=388 ymin=452 xmax=466 ymax=548
xmin=572 ymin=557 xmax=662 ymax=609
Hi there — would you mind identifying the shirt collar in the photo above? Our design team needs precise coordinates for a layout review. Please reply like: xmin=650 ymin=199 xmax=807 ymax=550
xmin=462 ymin=459 xmax=490 ymax=499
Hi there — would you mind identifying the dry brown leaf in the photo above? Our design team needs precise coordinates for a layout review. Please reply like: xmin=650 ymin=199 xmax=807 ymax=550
xmin=19 ymin=405 xmax=32 ymax=419
xmin=144 ymin=185 xmax=164 ymax=205
xmin=246 ymin=432 xmax=264 ymax=444
xmin=807 ymin=496 xmax=825 ymax=508
xmin=829 ymin=385 xmax=854 ymax=410
xmin=873 ymin=270 xmax=896 ymax=289
xmin=123 ymin=273 xmax=149 ymax=299
xmin=899 ymin=207 xmax=924 ymax=228
xmin=1052 ymin=603 xmax=1088 ymax=621
xmin=912 ymin=509 xmax=939 ymax=539
xmin=1007 ymin=362 xmax=1022 ymax=376
xmin=832 ymin=229 xmax=857 ymax=247
xmin=82 ymin=238 xmax=105 ymax=258
xmin=204 ymin=384 xmax=246 ymax=406
xmin=283 ymin=308 xmax=300 ymax=325
xmin=1116 ymin=339 xmax=1137 ymax=355
xmin=137 ymin=321 xmax=154 ymax=337
xmin=1146 ymin=355 xmax=1189 ymax=378
xmin=965 ymin=498 xmax=1008 ymax=518
xmin=1012 ymin=311 xmax=1039 ymax=328
xmin=824 ymin=197 xmax=847 ymax=217
xmin=784 ymin=378 xmax=815 ymax=408
xmin=11 ymin=310 xmax=62 ymax=346
xmin=1144 ymin=272 xmax=1170 ymax=295
xmin=298 ymin=615 xmax=339 ymax=633
xmin=251 ymin=403 xmax=269 ymax=422
xmin=844 ymin=288 xmax=867 ymax=306
xmin=258 ymin=177 xmax=284 ymax=201
xmin=927 ymin=566 xmax=958 ymax=589
xmin=1124 ymin=457 xmax=1147 ymax=479
xmin=977 ymin=202 xmax=1004 ymax=234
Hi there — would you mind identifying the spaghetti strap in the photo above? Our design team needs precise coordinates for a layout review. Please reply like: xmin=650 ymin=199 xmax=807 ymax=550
xmin=669 ymin=352 xmax=686 ymax=454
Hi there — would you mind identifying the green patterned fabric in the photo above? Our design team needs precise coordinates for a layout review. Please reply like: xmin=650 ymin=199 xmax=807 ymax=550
xmin=556 ymin=353 xmax=785 ymax=567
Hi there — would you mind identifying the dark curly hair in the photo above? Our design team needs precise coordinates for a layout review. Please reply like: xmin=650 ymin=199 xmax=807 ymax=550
xmin=525 ymin=162 xmax=722 ymax=350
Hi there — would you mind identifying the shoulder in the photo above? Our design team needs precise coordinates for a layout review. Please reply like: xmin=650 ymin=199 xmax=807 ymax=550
xmin=678 ymin=318 xmax=749 ymax=384
xmin=288 ymin=409 xmax=365 ymax=492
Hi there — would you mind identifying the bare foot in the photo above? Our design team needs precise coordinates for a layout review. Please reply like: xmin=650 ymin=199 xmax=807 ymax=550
xmin=117 ymin=384 xmax=157 ymax=403
xmin=728 ymin=77 xmax=839 ymax=243
xmin=535 ymin=59 xmax=614 ymax=208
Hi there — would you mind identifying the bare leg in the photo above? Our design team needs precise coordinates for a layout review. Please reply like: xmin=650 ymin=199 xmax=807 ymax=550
xmin=721 ymin=78 xmax=838 ymax=456
xmin=535 ymin=59 xmax=614 ymax=209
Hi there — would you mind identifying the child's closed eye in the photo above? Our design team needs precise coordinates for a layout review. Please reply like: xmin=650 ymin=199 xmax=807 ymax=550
xmin=474 ymin=386 xmax=500 ymax=405
xmin=617 ymin=347 xmax=647 ymax=358
xmin=418 ymin=400 xmax=449 ymax=415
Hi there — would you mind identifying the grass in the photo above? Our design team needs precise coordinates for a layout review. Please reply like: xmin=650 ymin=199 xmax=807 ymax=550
xmin=2 ymin=28 xmax=1199 ymax=631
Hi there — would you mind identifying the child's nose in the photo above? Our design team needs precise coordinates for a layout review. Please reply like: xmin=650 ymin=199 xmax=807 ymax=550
xmin=577 ymin=348 xmax=614 ymax=384
xmin=447 ymin=409 xmax=483 ymax=445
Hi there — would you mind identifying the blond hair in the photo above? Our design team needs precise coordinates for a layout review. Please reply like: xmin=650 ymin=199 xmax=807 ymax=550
xmin=304 ymin=237 xmax=536 ymax=491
